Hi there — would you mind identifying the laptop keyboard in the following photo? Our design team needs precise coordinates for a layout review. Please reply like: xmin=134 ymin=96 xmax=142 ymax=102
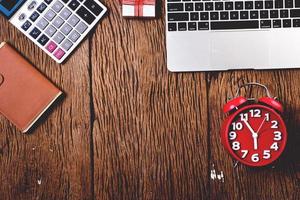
xmin=167 ymin=0 xmax=300 ymax=31
xmin=15 ymin=0 xmax=106 ymax=63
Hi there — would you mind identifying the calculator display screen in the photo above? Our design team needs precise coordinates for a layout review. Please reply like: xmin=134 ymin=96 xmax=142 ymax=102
xmin=0 ymin=0 xmax=25 ymax=18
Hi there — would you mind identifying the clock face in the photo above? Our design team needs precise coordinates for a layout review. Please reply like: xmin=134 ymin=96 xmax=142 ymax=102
xmin=225 ymin=105 xmax=287 ymax=166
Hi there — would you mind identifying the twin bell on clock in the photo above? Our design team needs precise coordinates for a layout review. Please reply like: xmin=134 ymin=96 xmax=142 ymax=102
xmin=221 ymin=83 xmax=287 ymax=167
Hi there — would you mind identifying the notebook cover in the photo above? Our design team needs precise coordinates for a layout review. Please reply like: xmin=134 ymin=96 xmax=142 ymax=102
xmin=0 ymin=42 xmax=62 ymax=133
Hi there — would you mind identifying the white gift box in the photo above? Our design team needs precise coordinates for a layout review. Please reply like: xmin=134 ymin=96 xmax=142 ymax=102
xmin=122 ymin=4 xmax=155 ymax=17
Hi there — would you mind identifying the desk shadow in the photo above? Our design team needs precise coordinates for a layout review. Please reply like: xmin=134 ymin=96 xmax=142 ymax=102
xmin=244 ymin=112 xmax=300 ymax=177
xmin=278 ymin=118 xmax=300 ymax=169
xmin=25 ymin=93 xmax=65 ymax=134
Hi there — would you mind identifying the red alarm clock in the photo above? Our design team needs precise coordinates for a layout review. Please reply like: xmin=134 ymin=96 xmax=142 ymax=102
xmin=221 ymin=83 xmax=287 ymax=167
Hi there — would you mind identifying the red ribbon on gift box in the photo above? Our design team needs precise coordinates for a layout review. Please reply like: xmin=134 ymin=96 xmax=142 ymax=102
xmin=121 ymin=0 xmax=156 ymax=16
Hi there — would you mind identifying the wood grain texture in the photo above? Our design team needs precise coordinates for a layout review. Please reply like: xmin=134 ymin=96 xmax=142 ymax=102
xmin=209 ymin=71 xmax=300 ymax=200
xmin=1 ymin=0 xmax=300 ymax=199
xmin=0 ymin=16 xmax=93 ymax=200
xmin=91 ymin=1 xmax=208 ymax=199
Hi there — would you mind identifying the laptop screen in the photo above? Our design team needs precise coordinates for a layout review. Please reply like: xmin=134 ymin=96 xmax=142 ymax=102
xmin=0 ymin=0 xmax=25 ymax=19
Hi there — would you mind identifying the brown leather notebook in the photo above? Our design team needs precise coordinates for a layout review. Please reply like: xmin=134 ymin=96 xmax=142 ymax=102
xmin=0 ymin=42 xmax=62 ymax=133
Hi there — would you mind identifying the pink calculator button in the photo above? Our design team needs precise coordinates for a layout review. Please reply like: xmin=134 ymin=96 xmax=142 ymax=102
xmin=46 ymin=41 xmax=57 ymax=53
xmin=54 ymin=48 xmax=65 ymax=60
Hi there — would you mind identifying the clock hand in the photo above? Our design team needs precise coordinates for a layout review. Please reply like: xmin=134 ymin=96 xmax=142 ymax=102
xmin=251 ymin=117 xmax=267 ymax=150
xmin=242 ymin=120 xmax=256 ymax=135
xmin=242 ymin=119 xmax=259 ymax=150
xmin=253 ymin=132 xmax=258 ymax=150
xmin=256 ymin=117 xmax=267 ymax=134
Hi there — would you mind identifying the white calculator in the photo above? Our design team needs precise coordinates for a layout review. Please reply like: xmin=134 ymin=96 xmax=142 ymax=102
xmin=0 ymin=0 xmax=107 ymax=63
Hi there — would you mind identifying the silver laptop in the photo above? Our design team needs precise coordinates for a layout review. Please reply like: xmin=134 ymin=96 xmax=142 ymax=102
xmin=166 ymin=0 xmax=300 ymax=71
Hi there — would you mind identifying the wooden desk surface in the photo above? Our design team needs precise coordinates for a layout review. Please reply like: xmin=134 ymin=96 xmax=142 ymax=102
xmin=1 ymin=1 xmax=300 ymax=199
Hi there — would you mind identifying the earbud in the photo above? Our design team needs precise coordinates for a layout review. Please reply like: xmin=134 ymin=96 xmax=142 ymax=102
xmin=223 ymin=97 xmax=248 ymax=113
xmin=258 ymin=97 xmax=283 ymax=113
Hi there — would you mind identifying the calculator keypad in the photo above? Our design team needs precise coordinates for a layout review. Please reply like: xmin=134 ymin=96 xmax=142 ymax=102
xmin=54 ymin=48 xmax=65 ymax=59
xmin=45 ymin=9 xmax=56 ymax=21
xmin=22 ymin=21 xmax=32 ymax=31
xmin=53 ymin=32 xmax=65 ymax=43
xmin=68 ymin=15 xmax=79 ymax=26
xmin=61 ymin=23 xmax=72 ymax=35
xmin=76 ymin=6 xmax=95 ymax=24
xmin=30 ymin=27 xmax=41 ymax=39
xmin=46 ymin=41 xmax=58 ymax=52
xmin=30 ymin=11 xmax=40 ymax=22
xmin=36 ymin=18 xmax=49 ymax=30
xmin=52 ymin=1 xmax=64 ymax=12
xmin=60 ymin=7 xmax=72 ymax=20
xmin=61 ymin=39 xmax=73 ymax=51
xmin=69 ymin=30 xmax=80 ymax=42
xmin=45 ymin=0 xmax=53 ymax=4
xmin=38 ymin=34 xmax=50 ymax=45
xmin=28 ymin=1 xmax=38 ymax=10
xmin=37 ymin=2 xmax=47 ymax=13
xmin=45 ymin=25 xmax=57 ymax=37
xmin=68 ymin=0 xmax=80 ymax=11
xmin=53 ymin=16 xmax=64 ymax=28
xmin=75 ymin=21 xmax=88 ymax=33
xmin=84 ymin=0 xmax=102 ymax=16
xmin=18 ymin=0 xmax=106 ymax=62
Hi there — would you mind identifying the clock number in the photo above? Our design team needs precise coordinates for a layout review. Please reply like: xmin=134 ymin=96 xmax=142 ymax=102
xmin=229 ymin=131 xmax=237 ymax=140
xmin=232 ymin=122 xmax=243 ymax=131
xmin=241 ymin=150 xmax=248 ymax=158
xmin=263 ymin=150 xmax=271 ymax=159
xmin=271 ymin=121 xmax=279 ymax=129
xmin=265 ymin=113 xmax=270 ymax=121
xmin=273 ymin=131 xmax=282 ymax=141
xmin=270 ymin=142 xmax=279 ymax=151
xmin=240 ymin=113 xmax=248 ymax=121
xmin=232 ymin=141 xmax=240 ymax=151
xmin=250 ymin=109 xmax=261 ymax=118
xmin=251 ymin=153 xmax=259 ymax=162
